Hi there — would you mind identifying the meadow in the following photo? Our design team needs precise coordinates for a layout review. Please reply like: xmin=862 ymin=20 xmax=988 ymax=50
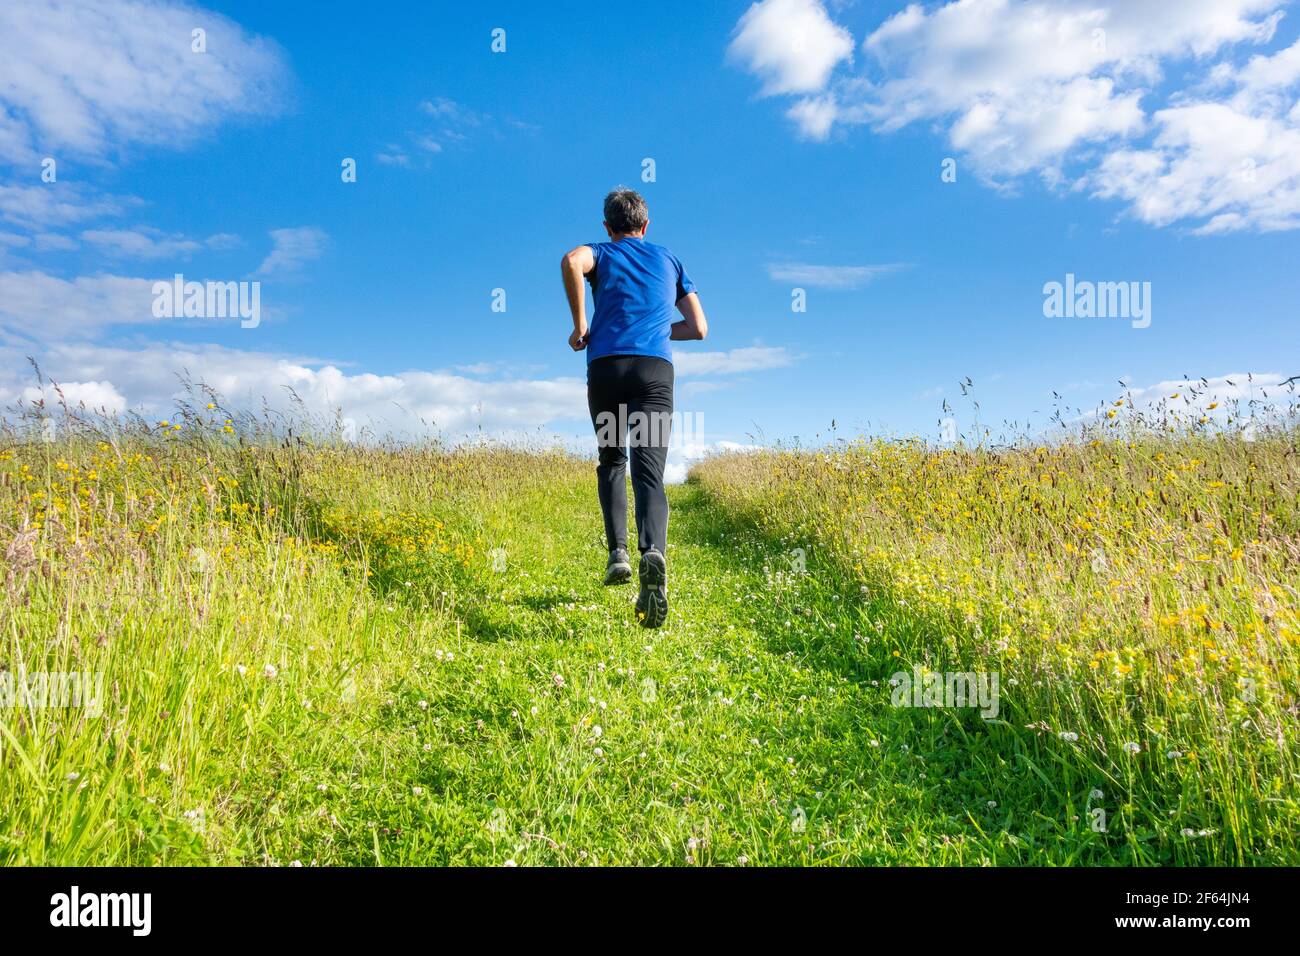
xmin=1 ymin=385 xmax=1297 ymax=865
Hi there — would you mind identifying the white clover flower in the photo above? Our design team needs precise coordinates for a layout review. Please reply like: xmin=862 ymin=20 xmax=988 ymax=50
xmin=262 ymin=663 xmax=278 ymax=680
xmin=1089 ymin=788 xmax=1104 ymax=801
xmin=1166 ymin=750 xmax=1183 ymax=759
xmin=412 ymin=786 xmax=424 ymax=796
xmin=418 ymin=700 xmax=428 ymax=710
xmin=593 ymin=747 xmax=604 ymax=757
xmin=1124 ymin=742 xmax=1141 ymax=754
xmin=1058 ymin=731 xmax=1079 ymax=742
xmin=592 ymin=725 xmax=603 ymax=738
xmin=235 ymin=664 xmax=247 ymax=677
xmin=503 ymin=859 xmax=517 ymax=867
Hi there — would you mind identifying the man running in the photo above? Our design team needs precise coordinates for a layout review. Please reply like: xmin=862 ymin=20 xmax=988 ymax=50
xmin=560 ymin=188 xmax=708 ymax=627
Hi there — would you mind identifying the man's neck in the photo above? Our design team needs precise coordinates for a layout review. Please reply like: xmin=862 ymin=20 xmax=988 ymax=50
xmin=611 ymin=232 xmax=643 ymax=242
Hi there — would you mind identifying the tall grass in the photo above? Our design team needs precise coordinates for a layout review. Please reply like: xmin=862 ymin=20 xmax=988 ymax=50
xmin=691 ymin=400 xmax=1300 ymax=863
xmin=0 ymin=391 xmax=583 ymax=863
xmin=4 ymin=380 xmax=1298 ymax=864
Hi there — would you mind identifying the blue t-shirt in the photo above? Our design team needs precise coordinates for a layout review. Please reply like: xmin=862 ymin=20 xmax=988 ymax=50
xmin=585 ymin=237 xmax=696 ymax=365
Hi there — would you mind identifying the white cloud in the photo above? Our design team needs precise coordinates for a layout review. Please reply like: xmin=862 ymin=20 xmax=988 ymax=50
xmin=9 ymin=341 xmax=721 ymax=484
xmin=766 ymin=262 xmax=906 ymax=288
xmin=786 ymin=94 xmax=841 ymax=138
xmin=1089 ymin=37 xmax=1300 ymax=233
xmin=0 ymin=340 xmax=589 ymax=438
xmin=80 ymin=227 xmax=214 ymax=259
xmin=728 ymin=0 xmax=854 ymax=96
xmin=383 ymin=97 xmax=531 ymax=165
xmin=375 ymin=147 xmax=412 ymax=167
xmin=33 ymin=233 xmax=79 ymax=252
xmin=419 ymin=97 xmax=484 ymax=127
xmin=671 ymin=346 xmax=796 ymax=376
xmin=0 ymin=270 xmax=160 ymax=342
xmin=1069 ymin=371 xmax=1298 ymax=427
xmin=0 ymin=0 xmax=289 ymax=164
xmin=254 ymin=227 xmax=327 ymax=277
xmin=678 ymin=380 xmax=729 ymax=397
xmin=16 ymin=341 xmax=792 ymax=483
xmin=0 ymin=184 xmax=132 ymax=230
xmin=1121 ymin=372 xmax=1296 ymax=414
xmin=19 ymin=379 xmax=128 ymax=414
xmin=731 ymin=0 xmax=1300 ymax=232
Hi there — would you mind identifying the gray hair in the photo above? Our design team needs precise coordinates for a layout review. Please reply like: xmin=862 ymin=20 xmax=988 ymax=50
xmin=603 ymin=188 xmax=649 ymax=234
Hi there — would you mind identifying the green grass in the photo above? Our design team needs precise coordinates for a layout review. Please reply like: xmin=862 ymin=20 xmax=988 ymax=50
xmin=1 ymin=421 xmax=1296 ymax=864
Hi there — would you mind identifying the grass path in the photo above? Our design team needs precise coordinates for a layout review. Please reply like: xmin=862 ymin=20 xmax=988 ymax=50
xmin=291 ymin=478 xmax=1112 ymax=866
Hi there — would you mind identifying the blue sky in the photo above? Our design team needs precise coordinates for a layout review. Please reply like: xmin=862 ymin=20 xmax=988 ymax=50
xmin=1 ymin=0 xmax=1298 ymax=474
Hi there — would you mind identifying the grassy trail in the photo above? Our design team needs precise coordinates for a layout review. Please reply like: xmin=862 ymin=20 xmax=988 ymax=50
xmin=334 ymin=478 xmax=1101 ymax=866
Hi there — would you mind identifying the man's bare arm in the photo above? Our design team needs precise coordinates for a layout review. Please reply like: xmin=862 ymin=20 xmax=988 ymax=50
xmin=561 ymin=245 xmax=596 ymax=351
xmin=670 ymin=292 xmax=708 ymax=341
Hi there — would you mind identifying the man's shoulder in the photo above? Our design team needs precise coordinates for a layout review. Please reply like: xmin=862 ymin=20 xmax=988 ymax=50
xmin=641 ymin=239 xmax=683 ymax=264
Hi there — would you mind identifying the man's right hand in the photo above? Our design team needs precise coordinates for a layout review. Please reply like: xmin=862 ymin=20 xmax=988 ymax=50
xmin=569 ymin=328 xmax=588 ymax=351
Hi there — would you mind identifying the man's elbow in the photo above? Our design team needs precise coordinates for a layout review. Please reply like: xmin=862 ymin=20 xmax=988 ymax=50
xmin=695 ymin=317 xmax=708 ymax=340
xmin=563 ymin=249 xmax=591 ymax=274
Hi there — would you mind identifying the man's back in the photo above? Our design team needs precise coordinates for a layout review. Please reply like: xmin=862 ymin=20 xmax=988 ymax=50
xmin=561 ymin=187 xmax=707 ymax=628
xmin=585 ymin=236 xmax=695 ymax=365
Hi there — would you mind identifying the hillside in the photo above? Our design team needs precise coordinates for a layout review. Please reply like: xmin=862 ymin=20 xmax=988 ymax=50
xmin=2 ymin=411 xmax=1297 ymax=864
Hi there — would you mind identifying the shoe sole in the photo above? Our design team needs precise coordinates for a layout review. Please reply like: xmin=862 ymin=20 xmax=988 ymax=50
xmin=604 ymin=562 xmax=632 ymax=586
xmin=636 ymin=550 xmax=668 ymax=628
